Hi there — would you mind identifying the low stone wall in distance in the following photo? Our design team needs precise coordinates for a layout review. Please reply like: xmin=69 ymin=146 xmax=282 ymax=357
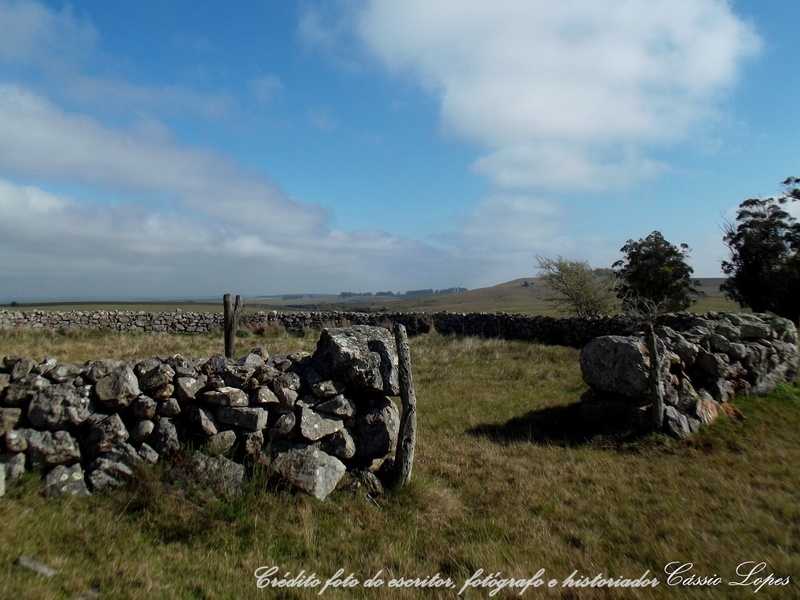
xmin=0 ymin=308 xmax=703 ymax=347
xmin=0 ymin=326 xmax=402 ymax=501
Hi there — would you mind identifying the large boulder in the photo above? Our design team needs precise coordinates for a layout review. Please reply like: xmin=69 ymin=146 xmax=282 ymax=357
xmin=580 ymin=336 xmax=655 ymax=400
xmin=313 ymin=326 xmax=399 ymax=395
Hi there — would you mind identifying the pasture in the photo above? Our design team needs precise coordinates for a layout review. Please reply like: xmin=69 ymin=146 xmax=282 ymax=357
xmin=0 ymin=327 xmax=797 ymax=599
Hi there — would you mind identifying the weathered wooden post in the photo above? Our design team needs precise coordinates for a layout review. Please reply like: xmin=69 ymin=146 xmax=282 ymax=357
xmin=645 ymin=322 xmax=664 ymax=430
xmin=223 ymin=293 xmax=243 ymax=359
xmin=392 ymin=323 xmax=417 ymax=488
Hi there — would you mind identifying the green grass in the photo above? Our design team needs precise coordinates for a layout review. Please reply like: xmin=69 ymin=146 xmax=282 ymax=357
xmin=0 ymin=329 xmax=798 ymax=599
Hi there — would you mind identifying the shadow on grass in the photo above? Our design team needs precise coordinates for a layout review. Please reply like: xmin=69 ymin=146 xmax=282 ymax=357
xmin=468 ymin=402 xmax=652 ymax=448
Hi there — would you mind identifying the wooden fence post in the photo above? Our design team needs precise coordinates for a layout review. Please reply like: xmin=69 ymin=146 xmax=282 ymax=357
xmin=392 ymin=323 xmax=417 ymax=488
xmin=645 ymin=322 xmax=664 ymax=430
xmin=223 ymin=293 xmax=243 ymax=359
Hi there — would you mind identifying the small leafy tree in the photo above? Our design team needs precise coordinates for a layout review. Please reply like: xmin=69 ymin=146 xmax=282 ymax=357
xmin=536 ymin=256 xmax=617 ymax=317
xmin=613 ymin=231 xmax=702 ymax=314
xmin=721 ymin=177 xmax=800 ymax=321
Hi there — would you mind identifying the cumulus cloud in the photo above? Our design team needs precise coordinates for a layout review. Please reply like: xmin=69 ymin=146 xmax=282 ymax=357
xmin=352 ymin=0 xmax=760 ymax=191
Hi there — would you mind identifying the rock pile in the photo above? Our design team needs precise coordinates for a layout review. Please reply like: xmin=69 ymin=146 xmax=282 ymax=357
xmin=0 ymin=325 xmax=402 ymax=501
xmin=580 ymin=313 xmax=798 ymax=437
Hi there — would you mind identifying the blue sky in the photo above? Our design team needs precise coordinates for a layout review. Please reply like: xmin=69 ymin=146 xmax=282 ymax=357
xmin=0 ymin=0 xmax=798 ymax=301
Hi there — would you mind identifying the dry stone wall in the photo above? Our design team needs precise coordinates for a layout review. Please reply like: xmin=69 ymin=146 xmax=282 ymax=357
xmin=0 ymin=325 xmax=402 ymax=502
xmin=580 ymin=312 xmax=798 ymax=437
xmin=0 ymin=308 xmax=659 ymax=345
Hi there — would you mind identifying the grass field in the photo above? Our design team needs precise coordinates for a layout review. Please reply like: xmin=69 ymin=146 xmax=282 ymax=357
xmin=0 ymin=328 xmax=797 ymax=599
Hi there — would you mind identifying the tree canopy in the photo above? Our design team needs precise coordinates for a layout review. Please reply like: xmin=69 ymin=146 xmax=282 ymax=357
xmin=536 ymin=256 xmax=617 ymax=317
xmin=721 ymin=177 xmax=800 ymax=321
xmin=613 ymin=231 xmax=702 ymax=315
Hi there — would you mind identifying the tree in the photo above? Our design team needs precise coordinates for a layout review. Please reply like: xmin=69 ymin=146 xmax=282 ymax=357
xmin=721 ymin=177 xmax=800 ymax=321
xmin=536 ymin=256 xmax=617 ymax=317
xmin=612 ymin=231 xmax=702 ymax=314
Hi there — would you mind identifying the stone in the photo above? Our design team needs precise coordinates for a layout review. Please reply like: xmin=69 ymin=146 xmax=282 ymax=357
xmin=138 ymin=443 xmax=159 ymax=464
xmin=190 ymin=453 xmax=245 ymax=497
xmin=312 ymin=326 xmax=400 ymax=395
xmin=0 ymin=407 xmax=22 ymax=436
xmin=202 ymin=355 xmax=232 ymax=376
xmin=271 ymin=445 xmax=346 ymax=501
xmin=253 ymin=363 xmax=281 ymax=385
xmin=694 ymin=396 xmax=719 ymax=426
xmin=158 ymin=397 xmax=181 ymax=417
xmin=33 ymin=357 xmax=58 ymax=376
xmin=311 ymin=380 xmax=345 ymax=399
xmin=27 ymin=384 xmax=91 ymax=430
xmin=132 ymin=395 xmax=157 ymax=419
xmin=241 ymin=429 xmax=265 ymax=459
xmin=152 ymin=383 xmax=175 ymax=401
xmin=237 ymin=352 xmax=266 ymax=369
xmin=298 ymin=407 xmax=345 ymax=442
xmin=95 ymin=365 xmax=141 ymax=410
xmin=580 ymin=336 xmax=652 ymax=400
xmin=129 ymin=419 xmax=155 ymax=443
xmin=42 ymin=464 xmax=90 ymax=497
xmin=352 ymin=396 xmax=400 ymax=460
xmin=2 ymin=383 xmax=35 ymax=406
xmin=215 ymin=406 xmax=268 ymax=431
xmin=87 ymin=443 xmax=142 ymax=490
xmin=315 ymin=429 xmax=356 ymax=461
xmin=252 ymin=386 xmax=280 ymax=407
xmin=21 ymin=429 xmax=81 ymax=469
xmin=189 ymin=406 xmax=218 ymax=437
xmin=204 ymin=387 xmax=249 ymax=407
xmin=269 ymin=412 xmax=297 ymax=441
xmin=43 ymin=362 xmax=82 ymax=383
xmin=696 ymin=351 xmax=729 ymax=378
xmin=9 ymin=356 xmax=37 ymax=381
xmin=16 ymin=373 xmax=50 ymax=390
xmin=315 ymin=394 xmax=356 ymax=418
xmin=150 ymin=416 xmax=180 ymax=454
xmin=84 ymin=359 xmax=124 ymax=384
xmin=0 ymin=461 xmax=4 ymax=497
xmin=206 ymin=430 xmax=237 ymax=454
xmin=4 ymin=429 xmax=27 ymax=452
xmin=138 ymin=363 xmax=175 ymax=392
xmin=664 ymin=406 xmax=691 ymax=438
xmin=739 ymin=320 xmax=772 ymax=340
xmin=174 ymin=376 xmax=206 ymax=402
xmin=221 ymin=365 xmax=255 ymax=388
xmin=86 ymin=413 xmax=129 ymax=457
xmin=273 ymin=386 xmax=298 ymax=412
xmin=1 ymin=452 xmax=26 ymax=479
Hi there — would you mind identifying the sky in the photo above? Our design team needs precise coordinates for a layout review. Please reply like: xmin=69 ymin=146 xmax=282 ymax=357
xmin=0 ymin=0 xmax=798 ymax=301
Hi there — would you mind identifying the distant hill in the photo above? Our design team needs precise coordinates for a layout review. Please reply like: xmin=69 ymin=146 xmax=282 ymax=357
xmin=9 ymin=278 xmax=739 ymax=316
xmin=364 ymin=277 xmax=738 ymax=316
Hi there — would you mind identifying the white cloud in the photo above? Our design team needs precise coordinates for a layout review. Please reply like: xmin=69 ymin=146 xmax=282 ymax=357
xmin=353 ymin=0 xmax=760 ymax=191
xmin=0 ymin=0 xmax=97 ymax=72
